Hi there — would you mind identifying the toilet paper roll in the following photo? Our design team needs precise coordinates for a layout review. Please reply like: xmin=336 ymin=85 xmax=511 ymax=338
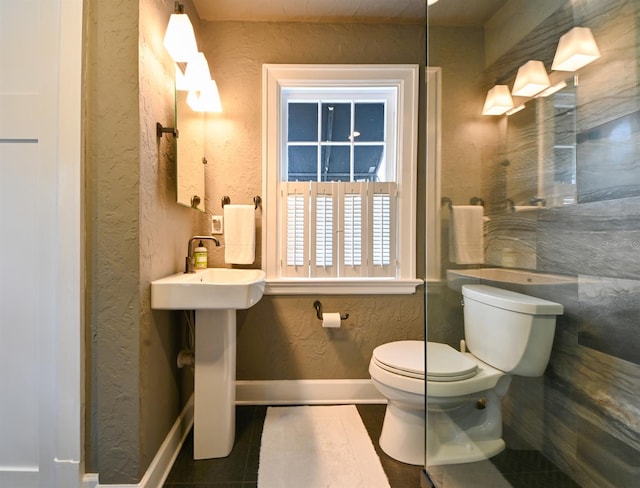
xmin=322 ymin=312 xmax=342 ymax=328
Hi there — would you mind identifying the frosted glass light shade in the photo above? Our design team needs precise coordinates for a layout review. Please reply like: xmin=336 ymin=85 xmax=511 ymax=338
xmin=552 ymin=27 xmax=601 ymax=72
xmin=184 ymin=52 xmax=212 ymax=92
xmin=186 ymin=90 xmax=201 ymax=111
xmin=482 ymin=85 xmax=514 ymax=115
xmin=188 ymin=80 xmax=223 ymax=113
xmin=175 ymin=65 xmax=189 ymax=91
xmin=163 ymin=13 xmax=198 ymax=63
xmin=512 ymin=60 xmax=550 ymax=97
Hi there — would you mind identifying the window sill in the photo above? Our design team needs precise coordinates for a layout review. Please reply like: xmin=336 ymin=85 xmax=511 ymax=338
xmin=264 ymin=278 xmax=423 ymax=295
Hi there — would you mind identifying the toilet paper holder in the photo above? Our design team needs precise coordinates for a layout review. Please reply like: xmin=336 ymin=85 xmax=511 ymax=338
xmin=313 ymin=300 xmax=349 ymax=321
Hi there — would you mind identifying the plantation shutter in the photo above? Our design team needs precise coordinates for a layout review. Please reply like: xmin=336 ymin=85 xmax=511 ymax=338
xmin=368 ymin=182 xmax=396 ymax=277
xmin=280 ymin=181 xmax=397 ymax=278
xmin=311 ymin=182 xmax=337 ymax=278
xmin=281 ymin=182 xmax=309 ymax=277
xmin=340 ymin=182 xmax=367 ymax=277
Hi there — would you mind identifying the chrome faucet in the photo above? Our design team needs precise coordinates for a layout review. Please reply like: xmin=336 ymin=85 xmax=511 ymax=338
xmin=185 ymin=235 xmax=220 ymax=273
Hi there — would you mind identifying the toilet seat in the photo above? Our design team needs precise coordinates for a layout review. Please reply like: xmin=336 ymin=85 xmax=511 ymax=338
xmin=372 ymin=341 xmax=424 ymax=379
xmin=371 ymin=341 xmax=480 ymax=382
xmin=370 ymin=340 xmax=506 ymax=398
xmin=426 ymin=342 xmax=478 ymax=382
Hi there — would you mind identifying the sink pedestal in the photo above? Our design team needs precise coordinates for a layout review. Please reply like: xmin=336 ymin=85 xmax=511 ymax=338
xmin=150 ymin=267 xmax=266 ymax=460
xmin=193 ymin=309 xmax=236 ymax=459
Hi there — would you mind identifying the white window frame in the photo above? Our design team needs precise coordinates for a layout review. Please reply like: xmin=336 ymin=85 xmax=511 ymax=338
xmin=262 ymin=64 xmax=421 ymax=295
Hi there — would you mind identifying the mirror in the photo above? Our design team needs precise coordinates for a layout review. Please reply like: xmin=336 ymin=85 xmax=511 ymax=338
xmin=504 ymin=76 xmax=577 ymax=209
xmin=176 ymin=84 xmax=206 ymax=211
xmin=490 ymin=0 xmax=640 ymax=210
xmin=576 ymin=104 xmax=640 ymax=203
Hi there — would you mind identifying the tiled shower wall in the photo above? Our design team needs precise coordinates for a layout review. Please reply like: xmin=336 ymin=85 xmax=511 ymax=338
xmin=427 ymin=0 xmax=640 ymax=488
xmin=486 ymin=1 xmax=640 ymax=486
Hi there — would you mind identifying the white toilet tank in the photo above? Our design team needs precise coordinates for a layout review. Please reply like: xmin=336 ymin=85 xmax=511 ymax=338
xmin=462 ymin=284 xmax=564 ymax=376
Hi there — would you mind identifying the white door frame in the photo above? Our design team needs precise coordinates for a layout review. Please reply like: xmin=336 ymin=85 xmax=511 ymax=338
xmin=0 ymin=1 xmax=83 ymax=487
xmin=426 ymin=67 xmax=442 ymax=282
xmin=54 ymin=1 xmax=84 ymax=486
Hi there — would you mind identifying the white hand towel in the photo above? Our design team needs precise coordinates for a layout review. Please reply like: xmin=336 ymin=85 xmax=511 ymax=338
xmin=449 ymin=205 xmax=485 ymax=264
xmin=224 ymin=204 xmax=255 ymax=264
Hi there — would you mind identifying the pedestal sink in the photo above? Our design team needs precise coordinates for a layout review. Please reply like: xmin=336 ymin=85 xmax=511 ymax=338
xmin=151 ymin=268 xmax=266 ymax=459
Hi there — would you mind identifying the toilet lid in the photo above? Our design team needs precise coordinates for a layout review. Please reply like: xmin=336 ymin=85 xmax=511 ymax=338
xmin=426 ymin=342 xmax=478 ymax=382
xmin=372 ymin=341 xmax=424 ymax=379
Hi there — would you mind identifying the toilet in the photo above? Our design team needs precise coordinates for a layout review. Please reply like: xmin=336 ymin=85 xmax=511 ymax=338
xmin=369 ymin=284 xmax=563 ymax=466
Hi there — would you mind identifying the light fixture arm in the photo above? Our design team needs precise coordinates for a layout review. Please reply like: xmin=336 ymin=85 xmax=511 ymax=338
xmin=156 ymin=122 xmax=178 ymax=138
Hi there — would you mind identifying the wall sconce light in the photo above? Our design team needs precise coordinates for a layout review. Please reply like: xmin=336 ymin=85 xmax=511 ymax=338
xmin=163 ymin=2 xmax=224 ymax=114
xmin=183 ymin=52 xmax=212 ymax=92
xmin=512 ymin=60 xmax=550 ymax=97
xmin=187 ymin=80 xmax=223 ymax=113
xmin=482 ymin=85 xmax=514 ymax=116
xmin=175 ymin=65 xmax=189 ymax=91
xmin=163 ymin=2 xmax=198 ymax=63
xmin=483 ymin=26 xmax=600 ymax=116
xmin=552 ymin=26 xmax=601 ymax=72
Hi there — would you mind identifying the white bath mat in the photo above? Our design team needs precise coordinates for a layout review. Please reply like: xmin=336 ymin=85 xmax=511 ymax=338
xmin=258 ymin=405 xmax=391 ymax=488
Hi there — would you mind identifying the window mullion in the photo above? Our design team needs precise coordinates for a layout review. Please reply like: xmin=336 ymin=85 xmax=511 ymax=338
xmin=350 ymin=100 xmax=355 ymax=182
xmin=316 ymin=101 xmax=322 ymax=181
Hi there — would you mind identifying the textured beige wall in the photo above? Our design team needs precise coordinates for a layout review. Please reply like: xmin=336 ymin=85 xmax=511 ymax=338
xmin=428 ymin=26 xmax=490 ymax=208
xmin=426 ymin=26 xmax=497 ymax=344
xmin=85 ymin=0 xmax=204 ymax=483
xmin=85 ymin=0 xmax=141 ymax=480
xmin=484 ymin=0 xmax=566 ymax=67
xmin=138 ymin=0 xmax=207 ymax=478
xmin=199 ymin=21 xmax=427 ymax=379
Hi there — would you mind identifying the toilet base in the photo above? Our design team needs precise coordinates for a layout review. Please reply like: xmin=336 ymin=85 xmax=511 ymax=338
xmin=426 ymin=387 xmax=507 ymax=466
xmin=379 ymin=402 xmax=425 ymax=465
xmin=427 ymin=438 xmax=505 ymax=466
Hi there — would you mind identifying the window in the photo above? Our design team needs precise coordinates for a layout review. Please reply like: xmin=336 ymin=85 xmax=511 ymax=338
xmin=262 ymin=64 xmax=420 ymax=294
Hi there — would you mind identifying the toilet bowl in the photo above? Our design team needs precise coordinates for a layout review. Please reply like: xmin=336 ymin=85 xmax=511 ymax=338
xmin=369 ymin=340 xmax=424 ymax=465
xmin=369 ymin=284 xmax=563 ymax=467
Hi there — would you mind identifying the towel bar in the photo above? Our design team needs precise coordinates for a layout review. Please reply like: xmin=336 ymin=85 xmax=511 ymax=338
xmin=221 ymin=195 xmax=261 ymax=209
xmin=441 ymin=196 xmax=485 ymax=208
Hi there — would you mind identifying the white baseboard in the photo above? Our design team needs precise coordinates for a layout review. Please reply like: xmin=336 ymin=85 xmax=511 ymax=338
xmin=84 ymin=394 xmax=194 ymax=488
xmin=82 ymin=473 xmax=99 ymax=488
xmin=236 ymin=379 xmax=385 ymax=405
xmin=83 ymin=379 xmax=383 ymax=486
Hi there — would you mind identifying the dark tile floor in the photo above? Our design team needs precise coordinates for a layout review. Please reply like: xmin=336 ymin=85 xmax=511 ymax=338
xmin=426 ymin=445 xmax=581 ymax=488
xmin=489 ymin=448 xmax=581 ymax=488
xmin=163 ymin=404 xmax=423 ymax=487
xmin=164 ymin=404 xmax=579 ymax=488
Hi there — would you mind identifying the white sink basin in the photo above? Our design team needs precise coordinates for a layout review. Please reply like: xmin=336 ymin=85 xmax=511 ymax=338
xmin=151 ymin=268 xmax=266 ymax=310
